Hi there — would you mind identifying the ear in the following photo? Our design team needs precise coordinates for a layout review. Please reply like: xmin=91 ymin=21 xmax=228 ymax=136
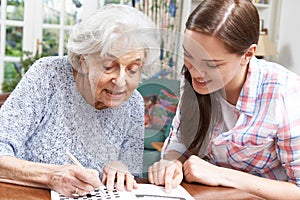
xmin=72 ymin=55 xmax=89 ymax=74
xmin=78 ymin=55 xmax=89 ymax=74
xmin=240 ymin=44 xmax=257 ymax=66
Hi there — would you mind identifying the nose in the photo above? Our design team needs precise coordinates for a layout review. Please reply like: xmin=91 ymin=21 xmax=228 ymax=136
xmin=190 ymin=64 xmax=207 ymax=77
xmin=112 ymin=67 xmax=126 ymax=87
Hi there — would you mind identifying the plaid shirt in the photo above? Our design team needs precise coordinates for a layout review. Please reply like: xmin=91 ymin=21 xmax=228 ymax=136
xmin=162 ymin=57 xmax=300 ymax=186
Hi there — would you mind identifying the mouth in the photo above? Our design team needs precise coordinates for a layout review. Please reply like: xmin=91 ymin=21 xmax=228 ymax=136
xmin=193 ymin=78 xmax=212 ymax=86
xmin=105 ymin=89 xmax=125 ymax=98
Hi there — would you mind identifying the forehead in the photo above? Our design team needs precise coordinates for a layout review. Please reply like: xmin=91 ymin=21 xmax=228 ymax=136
xmin=108 ymin=49 xmax=145 ymax=61
xmin=87 ymin=49 xmax=145 ymax=63
xmin=183 ymin=29 xmax=228 ymax=59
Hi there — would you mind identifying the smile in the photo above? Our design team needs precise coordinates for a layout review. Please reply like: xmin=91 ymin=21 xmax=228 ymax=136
xmin=105 ymin=89 xmax=125 ymax=98
xmin=193 ymin=78 xmax=212 ymax=86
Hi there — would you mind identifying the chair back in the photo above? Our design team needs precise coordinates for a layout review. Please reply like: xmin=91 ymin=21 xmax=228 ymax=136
xmin=0 ymin=93 xmax=10 ymax=108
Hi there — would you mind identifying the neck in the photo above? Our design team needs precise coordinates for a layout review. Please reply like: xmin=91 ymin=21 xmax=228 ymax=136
xmin=225 ymin=64 xmax=249 ymax=105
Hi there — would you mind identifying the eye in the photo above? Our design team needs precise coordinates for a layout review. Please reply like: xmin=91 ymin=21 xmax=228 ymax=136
xmin=102 ymin=60 xmax=118 ymax=73
xmin=127 ymin=63 xmax=140 ymax=75
xmin=102 ymin=65 xmax=117 ymax=73
xmin=184 ymin=50 xmax=193 ymax=59
xmin=206 ymin=61 xmax=218 ymax=69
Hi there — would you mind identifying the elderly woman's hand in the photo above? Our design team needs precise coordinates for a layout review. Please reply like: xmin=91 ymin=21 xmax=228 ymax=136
xmin=47 ymin=164 xmax=101 ymax=197
xmin=102 ymin=161 xmax=137 ymax=192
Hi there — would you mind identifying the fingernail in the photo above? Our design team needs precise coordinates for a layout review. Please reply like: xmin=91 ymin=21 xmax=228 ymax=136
xmin=165 ymin=188 xmax=171 ymax=193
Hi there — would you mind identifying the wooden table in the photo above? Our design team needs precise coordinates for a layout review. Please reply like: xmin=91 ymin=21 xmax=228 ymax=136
xmin=0 ymin=181 xmax=264 ymax=200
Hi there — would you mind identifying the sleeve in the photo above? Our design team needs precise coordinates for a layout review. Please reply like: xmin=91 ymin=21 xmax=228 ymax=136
xmin=0 ymin=57 xmax=53 ymax=158
xmin=119 ymin=90 xmax=145 ymax=178
xmin=276 ymin=81 xmax=300 ymax=187
xmin=161 ymin=101 xmax=188 ymax=158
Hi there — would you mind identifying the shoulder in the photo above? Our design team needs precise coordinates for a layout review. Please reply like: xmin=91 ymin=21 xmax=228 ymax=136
xmin=249 ymin=58 xmax=300 ymax=96
xmin=127 ymin=90 xmax=144 ymax=113
xmin=253 ymin=59 xmax=299 ymax=83
xmin=10 ymin=56 xmax=74 ymax=103
xmin=128 ymin=89 xmax=144 ymax=107
xmin=22 ymin=56 xmax=73 ymax=87
xmin=28 ymin=56 xmax=71 ymax=76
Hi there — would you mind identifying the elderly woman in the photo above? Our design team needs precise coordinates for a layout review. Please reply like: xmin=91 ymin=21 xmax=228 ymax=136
xmin=0 ymin=4 xmax=159 ymax=198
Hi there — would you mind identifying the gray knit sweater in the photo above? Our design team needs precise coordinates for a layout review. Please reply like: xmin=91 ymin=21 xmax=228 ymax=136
xmin=0 ymin=56 xmax=144 ymax=177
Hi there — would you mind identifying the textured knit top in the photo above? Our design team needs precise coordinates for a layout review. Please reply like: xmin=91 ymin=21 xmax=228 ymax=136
xmin=162 ymin=57 xmax=300 ymax=186
xmin=0 ymin=56 xmax=144 ymax=177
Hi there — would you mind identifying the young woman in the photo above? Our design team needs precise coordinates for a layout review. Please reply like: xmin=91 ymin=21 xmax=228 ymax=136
xmin=148 ymin=0 xmax=300 ymax=199
xmin=0 ymin=4 xmax=159 ymax=198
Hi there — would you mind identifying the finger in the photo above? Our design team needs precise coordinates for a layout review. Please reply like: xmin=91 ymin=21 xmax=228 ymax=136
xmin=67 ymin=186 xmax=88 ymax=198
xmin=102 ymin=172 xmax=107 ymax=185
xmin=182 ymin=166 xmax=192 ymax=183
xmin=133 ymin=179 xmax=138 ymax=189
xmin=164 ymin=165 xmax=175 ymax=192
xmin=64 ymin=172 xmax=95 ymax=193
xmin=172 ymin=168 xmax=183 ymax=188
xmin=68 ymin=186 xmax=79 ymax=198
xmin=182 ymin=162 xmax=191 ymax=179
xmin=72 ymin=167 xmax=101 ymax=189
xmin=125 ymin=173 xmax=134 ymax=191
xmin=157 ymin=162 xmax=167 ymax=185
xmin=152 ymin=162 xmax=160 ymax=185
xmin=86 ymin=169 xmax=101 ymax=188
xmin=72 ymin=166 xmax=88 ymax=181
xmin=106 ymin=170 xmax=116 ymax=191
xmin=73 ymin=172 xmax=101 ymax=191
xmin=75 ymin=181 xmax=96 ymax=193
xmin=116 ymin=171 xmax=125 ymax=191
xmin=76 ymin=187 xmax=90 ymax=197
xmin=148 ymin=165 xmax=154 ymax=184
xmin=183 ymin=167 xmax=193 ymax=183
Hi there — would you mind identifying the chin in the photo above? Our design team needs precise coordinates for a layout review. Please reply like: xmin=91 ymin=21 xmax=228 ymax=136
xmin=194 ymin=87 xmax=215 ymax=95
xmin=105 ymin=100 xmax=124 ymax=108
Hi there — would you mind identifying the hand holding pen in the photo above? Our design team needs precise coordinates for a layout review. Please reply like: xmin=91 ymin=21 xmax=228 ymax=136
xmin=65 ymin=150 xmax=104 ymax=197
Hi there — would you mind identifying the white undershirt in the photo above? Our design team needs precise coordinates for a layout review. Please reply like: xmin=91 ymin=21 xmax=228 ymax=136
xmin=219 ymin=97 xmax=239 ymax=131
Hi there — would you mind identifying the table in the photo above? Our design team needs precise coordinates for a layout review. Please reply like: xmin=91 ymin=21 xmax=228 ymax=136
xmin=0 ymin=181 xmax=264 ymax=200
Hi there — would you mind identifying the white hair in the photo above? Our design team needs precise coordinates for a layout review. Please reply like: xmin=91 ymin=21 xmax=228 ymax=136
xmin=67 ymin=4 xmax=160 ymax=69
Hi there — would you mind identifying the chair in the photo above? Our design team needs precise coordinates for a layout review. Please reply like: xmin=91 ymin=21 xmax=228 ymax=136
xmin=0 ymin=93 xmax=10 ymax=108
xmin=137 ymin=78 xmax=180 ymax=177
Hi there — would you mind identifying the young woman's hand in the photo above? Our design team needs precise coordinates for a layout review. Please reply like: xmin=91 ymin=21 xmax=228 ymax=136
xmin=102 ymin=161 xmax=137 ymax=192
xmin=48 ymin=164 xmax=101 ymax=197
xmin=148 ymin=159 xmax=183 ymax=192
xmin=183 ymin=155 xmax=221 ymax=186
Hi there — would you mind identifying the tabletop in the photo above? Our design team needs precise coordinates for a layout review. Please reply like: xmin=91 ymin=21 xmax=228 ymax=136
xmin=0 ymin=181 xmax=264 ymax=200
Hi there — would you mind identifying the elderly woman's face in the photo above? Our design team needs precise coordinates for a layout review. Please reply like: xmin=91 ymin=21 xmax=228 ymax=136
xmin=81 ymin=50 xmax=144 ymax=109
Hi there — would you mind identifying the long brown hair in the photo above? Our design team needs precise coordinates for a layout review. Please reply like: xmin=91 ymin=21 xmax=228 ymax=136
xmin=180 ymin=0 xmax=260 ymax=156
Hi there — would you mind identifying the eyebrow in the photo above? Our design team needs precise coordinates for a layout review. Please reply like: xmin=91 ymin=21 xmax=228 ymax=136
xmin=104 ymin=53 xmax=143 ymax=62
xmin=182 ymin=45 xmax=225 ymax=62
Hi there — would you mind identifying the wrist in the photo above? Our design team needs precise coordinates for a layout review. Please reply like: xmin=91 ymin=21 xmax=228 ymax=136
xmin=217 ymin=166 xmax=241 ymax=188
xmin=164 ymin=151 xmax=187 ymax=163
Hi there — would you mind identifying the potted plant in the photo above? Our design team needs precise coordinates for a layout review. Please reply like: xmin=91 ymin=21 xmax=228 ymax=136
xmin=2 ymin=50 xmax=42 ymax=93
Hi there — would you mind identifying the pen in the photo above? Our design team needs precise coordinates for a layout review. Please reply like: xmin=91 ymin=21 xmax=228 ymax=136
xmin=65 ymin=150 xmax=106 ymax=196
xmin=65 ymin=150 xmax=85 ymax=170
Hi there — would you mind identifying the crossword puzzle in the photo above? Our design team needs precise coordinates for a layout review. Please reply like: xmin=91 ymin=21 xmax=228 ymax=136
xmin=58 ymin=186 xmax=120 ymax=200
xmin=51 ymin=184 xmax=194 ymax=200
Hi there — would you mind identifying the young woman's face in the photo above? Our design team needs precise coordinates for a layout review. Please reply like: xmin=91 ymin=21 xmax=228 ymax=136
xmin=82 ymin=50 xmax=144 ymax=108
xmin=183 ymin=29 xmax=246 ymax=96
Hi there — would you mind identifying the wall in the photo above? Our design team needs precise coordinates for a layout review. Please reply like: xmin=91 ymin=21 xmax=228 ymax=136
xmin=277 ymin=0 xmax=300 ymax=74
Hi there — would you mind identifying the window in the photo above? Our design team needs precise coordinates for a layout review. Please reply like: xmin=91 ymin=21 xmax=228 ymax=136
xmin=0 ymin=0 xmax=82 ymax=92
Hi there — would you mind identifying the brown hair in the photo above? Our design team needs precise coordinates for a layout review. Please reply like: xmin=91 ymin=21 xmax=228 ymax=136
xmin=180 ymin=0 xmax=260 ymax=156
